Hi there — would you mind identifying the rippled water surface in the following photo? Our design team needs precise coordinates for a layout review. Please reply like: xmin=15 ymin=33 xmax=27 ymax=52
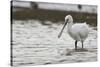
xmin=12 ymin=20 xmax=97 ymax=66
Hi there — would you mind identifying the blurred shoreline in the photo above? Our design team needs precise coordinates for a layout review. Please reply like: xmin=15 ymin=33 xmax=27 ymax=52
xmin=12 ymin=9 xmax=97 ymax=26
xmin=11 ymin=1 xmax=97 ymax=26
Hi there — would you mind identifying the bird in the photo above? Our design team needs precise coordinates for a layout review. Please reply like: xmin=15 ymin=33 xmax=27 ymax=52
xmin=58 ymin=15 xmax=89 ymax=50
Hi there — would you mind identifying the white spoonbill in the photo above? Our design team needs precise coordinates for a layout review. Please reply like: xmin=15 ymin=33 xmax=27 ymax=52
xmin=58 ymin=15 xmax=89 ymax=50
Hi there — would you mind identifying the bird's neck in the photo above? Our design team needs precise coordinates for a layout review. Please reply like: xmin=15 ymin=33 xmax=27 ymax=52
xmin=67 ymin=22 xmax=73 ymax=32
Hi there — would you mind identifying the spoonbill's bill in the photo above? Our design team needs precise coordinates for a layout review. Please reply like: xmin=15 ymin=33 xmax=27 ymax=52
xmin=58 ymin=15 xmax=89 ymax=50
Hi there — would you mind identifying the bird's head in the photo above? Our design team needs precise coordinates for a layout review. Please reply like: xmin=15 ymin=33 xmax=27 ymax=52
xmin=65 ymin=15 xmax=73 ymax=23
xmin=58 ymin=15 xmax=73 ymax=38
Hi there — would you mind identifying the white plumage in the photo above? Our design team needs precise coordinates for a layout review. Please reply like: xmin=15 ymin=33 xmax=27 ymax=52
xmin=68 ymin=23 xmax=89 ymax=41
xmin=58 ymin=15 xmax=89 ymax=50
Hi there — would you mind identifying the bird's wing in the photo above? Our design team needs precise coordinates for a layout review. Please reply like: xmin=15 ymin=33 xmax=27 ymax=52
xmin=71 ymin=23 xmax=89 ymax=38
xmin=72 ymin=23 xmax=89 ymax=32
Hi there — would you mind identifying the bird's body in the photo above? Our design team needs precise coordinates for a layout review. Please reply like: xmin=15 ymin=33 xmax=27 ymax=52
xmin=58 ymin=15 xmax=89 ymax=50
xmin=67 ymin=23 xmax=89 ymax=41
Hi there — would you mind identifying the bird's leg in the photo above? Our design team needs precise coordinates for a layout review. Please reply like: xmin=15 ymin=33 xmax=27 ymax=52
xmin=75 ymin=41 xmax=77 ymax=50
xmin=82 ymin=41 xmax=84 ymax=49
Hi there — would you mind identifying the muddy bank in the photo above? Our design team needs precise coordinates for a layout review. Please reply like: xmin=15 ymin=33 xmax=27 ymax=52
xmin=12 ymin=9 xmax=97 ymax=26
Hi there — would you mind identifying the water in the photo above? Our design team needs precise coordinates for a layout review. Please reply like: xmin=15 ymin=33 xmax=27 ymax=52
xmin=11 ymin=20 xmax=97 ymax=66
